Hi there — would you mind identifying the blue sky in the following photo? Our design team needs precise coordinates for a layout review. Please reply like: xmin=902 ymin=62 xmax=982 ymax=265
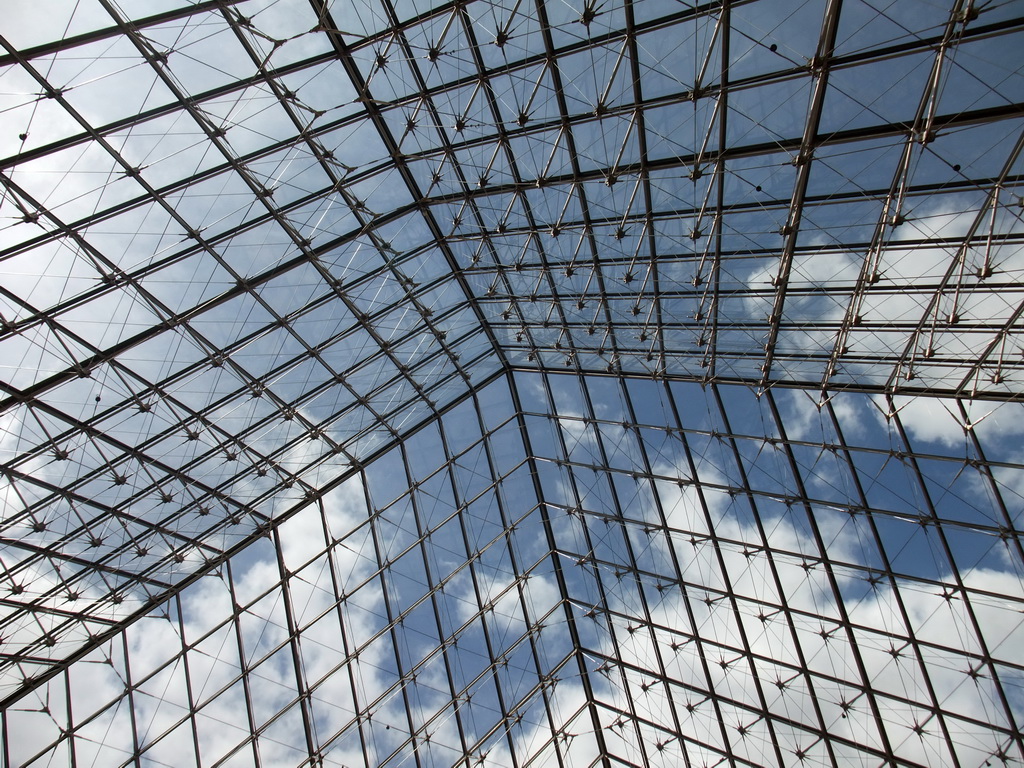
xmin=2 ymin=0 xmax=1024 ymax=765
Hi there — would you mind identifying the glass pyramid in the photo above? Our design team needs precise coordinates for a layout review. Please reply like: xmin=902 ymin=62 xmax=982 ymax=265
xmin=1 ymin=0 xmax=1023 ymax=765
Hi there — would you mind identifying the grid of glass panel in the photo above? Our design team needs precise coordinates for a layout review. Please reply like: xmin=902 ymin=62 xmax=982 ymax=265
xmin=7 ymin=377 xmax=577 ymax=768
xmin=1 ymin=0 xmax=1023 ymax=765
xmin=516 ymin=370 xmax=1024 ymax=767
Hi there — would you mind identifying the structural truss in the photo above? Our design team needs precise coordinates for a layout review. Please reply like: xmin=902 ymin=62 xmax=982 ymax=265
xmin=1 ymin=0 xmax=1024 ymax=765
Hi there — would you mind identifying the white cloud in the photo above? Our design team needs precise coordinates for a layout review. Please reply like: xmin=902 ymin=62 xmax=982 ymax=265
xmin=584 ymin=466 xmax=1024 ymax=766
xmin=871 ymin=395 xmax=1024 ymax=450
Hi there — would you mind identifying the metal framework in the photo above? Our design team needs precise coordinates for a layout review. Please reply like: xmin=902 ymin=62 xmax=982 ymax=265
xmin=1 ymin=0 xmax=1023 ymax=765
